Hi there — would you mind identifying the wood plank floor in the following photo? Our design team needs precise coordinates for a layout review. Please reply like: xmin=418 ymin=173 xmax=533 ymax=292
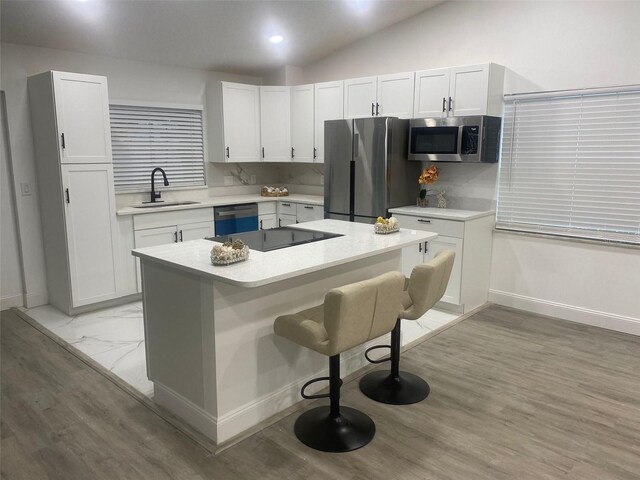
xmin=2 ymin=305 xmax=639 ymax=480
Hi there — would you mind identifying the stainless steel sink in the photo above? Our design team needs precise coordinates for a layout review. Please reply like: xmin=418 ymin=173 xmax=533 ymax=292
xmin=133 ymin=201 xmax=201 ymax=209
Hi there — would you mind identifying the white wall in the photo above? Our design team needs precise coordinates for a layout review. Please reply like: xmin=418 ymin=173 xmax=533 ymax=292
xmin=302 ymin=0 xmax=640 ymax=332
xmin=1 ymin=92 xmax=25 ymax=309
xmin=0 ymin=42 xmax=264 ymax=307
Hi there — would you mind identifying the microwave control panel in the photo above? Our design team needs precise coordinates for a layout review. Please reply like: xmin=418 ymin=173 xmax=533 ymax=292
xmin=461 ymin=125 xmax=479 ymax=155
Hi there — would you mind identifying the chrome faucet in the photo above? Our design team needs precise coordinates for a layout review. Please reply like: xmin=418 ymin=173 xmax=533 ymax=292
xmin=149 ymin=167 xmax=169 ymax=203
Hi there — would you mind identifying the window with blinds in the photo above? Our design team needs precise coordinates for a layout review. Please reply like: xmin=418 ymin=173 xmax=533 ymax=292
xmin=496 ymin=86 xmax=640 ymax=245
xmin=109 ymin=104 xmax=205 ymax=191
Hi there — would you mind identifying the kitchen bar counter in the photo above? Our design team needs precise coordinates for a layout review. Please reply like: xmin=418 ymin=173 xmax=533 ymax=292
xmin=389 ymin=206 xmax=494 ymax=221
xmin=134 ymin=219 xmax=436 ymax=445
xmin=132 ymin=220 xmax=436 ymax=287
xmin=116 ymin=193 xmax=324 ymax=216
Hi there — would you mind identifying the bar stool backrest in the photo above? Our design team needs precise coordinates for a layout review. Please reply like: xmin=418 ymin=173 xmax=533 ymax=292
xmin=402 ymin=250 xmax=456 ymax=321
xmin=323 ymin=271 xmax=405 ymax=357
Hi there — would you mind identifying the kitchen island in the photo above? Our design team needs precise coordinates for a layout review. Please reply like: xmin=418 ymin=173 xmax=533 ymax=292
xmin=132 ymin=219 xmax=436 ymax=445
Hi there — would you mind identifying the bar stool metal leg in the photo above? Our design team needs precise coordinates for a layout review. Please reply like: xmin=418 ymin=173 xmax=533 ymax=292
xmin=294 ymin=354 xmax=376 ymax=452
xmin=359 ymin=320 xmax=431 ymax=405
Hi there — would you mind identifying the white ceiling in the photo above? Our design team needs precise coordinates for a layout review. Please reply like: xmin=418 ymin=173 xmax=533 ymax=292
xmin=1 ymin=0 xmax=441 ymax=76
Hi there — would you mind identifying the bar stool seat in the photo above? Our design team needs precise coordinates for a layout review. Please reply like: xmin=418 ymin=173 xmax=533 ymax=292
xmin=359 ymin=250 xmax=456 ymax=405
xmin=274 ymin=271 xmax=405 ymax=452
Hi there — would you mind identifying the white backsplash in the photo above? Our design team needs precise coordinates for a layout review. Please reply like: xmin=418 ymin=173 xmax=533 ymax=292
xmin=421 ymin=162 xmax=498 ymax=211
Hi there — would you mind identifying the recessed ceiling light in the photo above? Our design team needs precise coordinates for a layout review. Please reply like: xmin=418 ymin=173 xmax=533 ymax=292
xmin=269 ymin=35 xmax=284 ymax=44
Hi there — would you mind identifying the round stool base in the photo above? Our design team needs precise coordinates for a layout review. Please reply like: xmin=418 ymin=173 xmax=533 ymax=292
xmin=359 ymin=370 xmax=430 ymax=405
xmin=294 ymin=406 xmax=375 ymax=452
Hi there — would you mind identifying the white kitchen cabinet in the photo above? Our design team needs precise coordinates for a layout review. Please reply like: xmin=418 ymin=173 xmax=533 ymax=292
xmin=258 ymin=200 xmax=277 ymax=229
xmin=260 ymin=86 xmax=291 ymax=162
xmin=314 ymin=81 xmax=344 ymax=163
xmin=221 ymin=82 xmax=261 ymax=162
xmin=259 ymin=214 xmax=277 ymax=230
xmin=290 ymin=84 xmax=315 ymax=163
xmin=278 ymin=214 xmax=297 ymax=227
xmin=28 ymin=71 xmax=131 ymax=315
xmin=394 ymin=212 xmax=493 ymax=313
xmin=296 ymin=203 xmax=324 ymax=223
xmin=133 ymin=208 xmax=214 ymax=291
xmin=413 ymin=63 xmax=505 ymax=118
xmin=414 ymin=68 xmax=451 ymax=118
xmin=52 ymin=71 xmax=112 ymax=164
xmin=62 ymin=163 xmax=120 ymax=306
xmin=343 ymin=76 xmax=378 ymax=119
xmin=376 ymin=72 xmax=415 ymax=119
xmin=344 ymin=73 xmax=415 ymax=120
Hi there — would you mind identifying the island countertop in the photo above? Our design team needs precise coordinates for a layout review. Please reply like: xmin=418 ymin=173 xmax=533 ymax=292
xmin=132 ymin=219 xmax=437 ymax=287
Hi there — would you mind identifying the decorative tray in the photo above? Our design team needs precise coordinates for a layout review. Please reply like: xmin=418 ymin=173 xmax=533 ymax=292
xmin=210 ymin=243 xmax=250 ymax=266
xmin=374 ymin=224 xmax=400 ymax=235
xmin=261 ymin=186 xmax=289 ymax=197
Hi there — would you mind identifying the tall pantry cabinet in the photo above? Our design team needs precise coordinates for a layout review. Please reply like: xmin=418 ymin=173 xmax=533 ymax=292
xmin=28 ymin=71 xmax=126 ymax=315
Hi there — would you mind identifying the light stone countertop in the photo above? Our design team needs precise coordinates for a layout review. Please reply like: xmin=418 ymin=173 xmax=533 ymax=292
xmin=389 ymin=206 xmax=495 ymax=221
xmin=116 ymin=194 xmax=324 ymax=216
xmin=132 ymin=219 xmax=437 ymax=287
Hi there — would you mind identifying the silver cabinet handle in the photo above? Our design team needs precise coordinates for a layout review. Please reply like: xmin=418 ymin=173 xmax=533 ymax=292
xmin=179 ymin=230 xmax=183 ymax=242
xmin=419 ymin=243 xmax=422 ymax=253
xmin=376 ymin=103 xmax=380 ymax=115
xmin=313 ymin=147 xmax=317 ymax=159
xmin=260 ymin=219 xmax=263 ymax=229
xmin=448 ymin=96 xmax=452 ymax=111
xmin=226 ymin=146 xmax=230 ymax=158
xmin=425 ymin=241 xmax=429 ymax=252
xmin=281 ymin=203 xmax=291 ymax=207
xmin=174 ymin=231 xmax=178 ymax=243
xmin=417 ymin=219 xmax=432 ymax=223
xmin=61 ymin=133 xmax=66 ymax=149
xmin=371 ymin=103 xmax=375 ymax=116
xmin=65 ymin=188 xmax=70 ymax=203
xmin=291 ymin=147 xmax=295 ymax=159
xmin=262 ymin=147 xmax=265 ymax=158
xmin=442 ymin=97 xmax=446 ymax=112
xmin=303 ymin=205 xmax=313 ymax=209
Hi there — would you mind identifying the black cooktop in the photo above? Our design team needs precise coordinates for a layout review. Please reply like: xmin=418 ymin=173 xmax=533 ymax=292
xmin=206 ymin=227 xmax=343 ymax=252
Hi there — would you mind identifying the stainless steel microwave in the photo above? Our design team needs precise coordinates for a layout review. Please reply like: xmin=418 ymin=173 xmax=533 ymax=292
xmin=408 ymin=115 xmax=502 ymax=163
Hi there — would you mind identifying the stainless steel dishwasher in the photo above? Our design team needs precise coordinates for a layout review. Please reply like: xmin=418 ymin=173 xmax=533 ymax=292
xmin=214 ymin=203 xmax=259 ymax=235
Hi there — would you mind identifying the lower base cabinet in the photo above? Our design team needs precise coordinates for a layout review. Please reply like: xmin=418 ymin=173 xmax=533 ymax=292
xmin=394 ymin=213 xmax=493 ymax=313
xmin=133 ymin=209 xmax=214 ymax=291
xmin=278 ymin=214 xmax=297 ymax=227
xmin=259 ymin=214 xmax=277 ymax=230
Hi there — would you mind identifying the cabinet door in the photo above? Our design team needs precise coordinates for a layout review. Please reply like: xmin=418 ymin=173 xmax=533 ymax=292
xmin=134 ymin=225 xmax=178 ymax=291
xmin=401 ymin=243 xmax=426 ymax=278
xmin=413 ymin=68 xmax=450 ymax=118
xmin=377 ymin=72 xmax=414 ymax=119
xmin=343 ymin=76 xmax=377 ymax=119
xmin=278 ymin=214 xmax=297 ymax=227
xmin=314 ymin=81 xmax=344 ymax=163
xmin=425 ymin=236 xmax=463 ymax=305
xmin=222 ymin=82 xmax=261 ymax=162
xmin=296 ymin=203 xmax=324 ymax=223
xmin=260 ymin=86 xmax=291 ymax=162
xmin=259 ymin=214 xmax=277 ymax=230
xmin=290 ymin=85 xmax=315 ymax=163
xmin=53 ymin=72 xmax=112 ymax=164
xmin=449 ymin=64 xmax=490 ymax=117
xmin=61 ymin=164 xmax=119 ymax=306
xmin=179 ymin=221 xmax=214 ymax=242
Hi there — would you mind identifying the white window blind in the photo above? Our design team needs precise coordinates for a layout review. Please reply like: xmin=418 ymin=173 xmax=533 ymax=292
xmin=110 ymin=104 xmax=205 ymax=191
xmin=496 ymin=87 xmax=640 ymax=245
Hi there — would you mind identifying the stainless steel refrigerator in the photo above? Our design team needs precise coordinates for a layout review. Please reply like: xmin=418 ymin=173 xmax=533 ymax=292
xmin=324 ymin=117 xmax=420 ymax=223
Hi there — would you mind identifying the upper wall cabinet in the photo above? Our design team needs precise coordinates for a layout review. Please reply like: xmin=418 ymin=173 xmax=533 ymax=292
xmin=344 ymin=73 xmax=415 ymax=120
xmin=377 ymin=72 xmax=415 ymax=119
xmin=52 ymin=72 xmax=112 ymax=164
xmin=221 ymin=82 xmax=261 ymax=162
xmin=414 ymin=63 xmax=505 ymax=118
xmin=314 ymin=81 xmax=344 ymax=163
xmin=290 ymin=84 xmax=315 ymax=163
xmin=260 ymin=86 xmax=291 ymax=162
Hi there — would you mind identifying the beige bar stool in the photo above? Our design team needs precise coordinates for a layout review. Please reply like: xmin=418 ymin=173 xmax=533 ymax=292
xmin=274 ymin=271 xmax=405 ymax=452
xmin=360 ymin=250 xmax=455 ymax=405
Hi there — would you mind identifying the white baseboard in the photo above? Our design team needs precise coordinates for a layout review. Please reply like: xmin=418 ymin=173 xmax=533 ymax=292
xmin=154 ymin=336 xmax=390 ymax=445
xmin=153 ymin=382 xmax=219 ymax=443
xmin=489 ymin=290 xmax=640 ymax=336
xmin=1 ymin=294 xmax=24 ymax=310
xmin=24 ymin=290 xmax=48 ymax=308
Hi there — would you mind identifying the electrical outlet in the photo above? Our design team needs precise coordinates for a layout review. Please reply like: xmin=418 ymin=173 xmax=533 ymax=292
xmin=20 ymin=182 xmax=33 ymax=196
xmin=224 ymin=176 xmax=234 ymax=186
xmin=250 ymin=175 xmax=257 ymax=185
xmin=320 ymin=175 xmax=324 ymax=185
